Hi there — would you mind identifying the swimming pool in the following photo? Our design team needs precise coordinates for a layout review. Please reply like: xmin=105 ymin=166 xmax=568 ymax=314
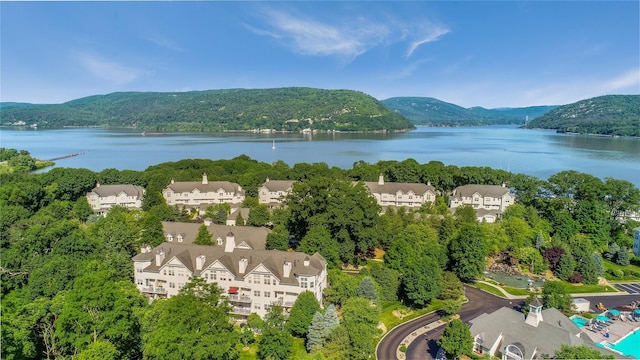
xmin=570 ymin=316 xmax=588 ymax=328
xmin=609 ymin=328 xmax=640 ymax=358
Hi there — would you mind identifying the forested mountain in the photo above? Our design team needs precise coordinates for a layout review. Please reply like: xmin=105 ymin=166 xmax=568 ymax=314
xmin=525 ymin=95 xmax=640 ymax=137
xmin=381 ymin=97 xmax=555 ymax=126
xmin=0 ymin=88 xmax=414 ymax=132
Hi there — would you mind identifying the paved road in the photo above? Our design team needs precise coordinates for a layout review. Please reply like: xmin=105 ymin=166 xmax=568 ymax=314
xmin=377 ymin=287 xmax=640 ymax=360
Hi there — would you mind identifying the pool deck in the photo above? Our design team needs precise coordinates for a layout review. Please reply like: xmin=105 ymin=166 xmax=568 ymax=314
xmin=581 ymin=316 xmax=640 ymax=348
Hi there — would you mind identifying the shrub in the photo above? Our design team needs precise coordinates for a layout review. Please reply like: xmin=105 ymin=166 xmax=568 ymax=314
xmin=569 ymin=272 xmax=583 ymax=284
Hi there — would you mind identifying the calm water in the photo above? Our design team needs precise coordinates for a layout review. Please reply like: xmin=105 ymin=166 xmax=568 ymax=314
xmin=1 ymin=126 xmax=639 ymax=186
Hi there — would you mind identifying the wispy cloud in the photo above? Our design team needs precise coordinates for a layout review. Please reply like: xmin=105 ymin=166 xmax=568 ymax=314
xmin=74 ymin=52 xmax=146 ymax=85
xmin=143 ymin=33 xmax=183 ymax=52
xmin=386 ymin=59 xmax=431 ymax=80
xmin=606 ymin=68 xmax=640 ymax=91
xmin=247 ymin=9 xmax=389 ymax=60
xmin=246 ymin=8 xmax=447 ymax=62
xmin=405 ymin=26 xmax=450 ymax=58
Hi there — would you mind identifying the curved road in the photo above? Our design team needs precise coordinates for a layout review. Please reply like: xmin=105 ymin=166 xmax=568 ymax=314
xmin=377 ymin=287 xmax=640 ymax=360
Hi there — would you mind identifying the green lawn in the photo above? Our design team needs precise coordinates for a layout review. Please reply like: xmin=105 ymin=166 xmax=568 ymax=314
xmin=472 ymin=282 xmax=506 ymax=297
xmin=289 ymin=338 xmax=307 ymax=359
xmin=603 ymin=259 xmax=640 ymax=281
xmin=502 ymin=286 xmax=532 ymax=296
xmin=561 ymin=282 xmax=619 ymax=294
xmin=378 ymin=300 xmax=444 ymax=336
xmin=238 ymin=343 xmax=258 ymax=360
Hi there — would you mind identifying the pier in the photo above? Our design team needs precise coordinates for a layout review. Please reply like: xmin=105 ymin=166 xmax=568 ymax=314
xmin=46 ymin=151 xmax=84 ymax=161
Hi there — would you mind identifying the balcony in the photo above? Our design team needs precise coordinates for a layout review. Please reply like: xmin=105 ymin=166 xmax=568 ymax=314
xmin=271 ymin=299 xmax=295 ymax=308
xmin=228 ymin=294 xmax=252 ymax=303
xmin=231 ymin=306 xmax=252 ymax=315
xmin=142 ymin=286 xmax=167 ymax=294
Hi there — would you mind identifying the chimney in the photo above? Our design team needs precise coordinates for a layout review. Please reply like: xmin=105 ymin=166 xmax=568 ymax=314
xmin=96 ymin=181 xmax=100 ymax=187
xmin=304 ymin=256 xmax=310 ymax=267
xmin=216 ymin=237 xmax=223 ymax=246
xmin=202 ymin=173 xmax=208 ymax=184
xmin=239 ymin=258 xmax=248 ymax=273
xmin=502 ymin=182 xmax=506 ymax=188
xmin=283 ymin=260 xmax=292 ymax=278
xmin=378 ymin=173 xmax=384 ymax=185
xmin=427 ymin=180 xmax=431 ymax=186
xmin=224 ymin=232 xmax=235 ymax=252
xmin=196 ymin=254 xmax=206 ymax=270
xmin=141 ymin=245 xmax=151 ymax=254
xmin=266 ymin=177 xmax=270 ymax=182
xmin=155 ymin=249 xmax=165 ymax=266
xmin=203 ymin=218 xmax=212 ymax=226
xmin=171 ymin=179 xmax=175 ymax=184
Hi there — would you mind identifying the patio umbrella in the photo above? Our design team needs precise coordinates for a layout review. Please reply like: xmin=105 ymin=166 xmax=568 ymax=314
xmin=634 ymin=309 xmax=640 ymax=315
xmin=609 ymin=309 xmax=621 ymax=316
xmin=596 ymin=315 xmax=609 ymax=322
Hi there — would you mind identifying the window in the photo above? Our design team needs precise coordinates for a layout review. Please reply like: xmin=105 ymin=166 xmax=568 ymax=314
xmin=168 ymin=269 xmax=175 ymax=276
xmin=300 ymin=278 xmax=308 ymax=288
xmin=264 ymin=275 xmax=271 ymax=285
xmin=212 ymin=272 xmax=217 ymax=280
xmin=169 ymin=282 xmax=176 ymax=288
xmin=254 ymin=275 xmax=260 ymax=284
xmin=136 ymin=268 xmax=143 ymax=273
xmin=178 ymin=283 xmax=184 ymax=289
xmin=254 ymin=304 xmax=261 ymax=310
xmin=137 ymin=279 xmax=143 ymax=285
xmin=254 ymin=290 xmax=260 ymax=297
xmin=310 ymin=281 xmax=314 ymax=288
xmin=264 ymin=292 xmax=271 ymax=298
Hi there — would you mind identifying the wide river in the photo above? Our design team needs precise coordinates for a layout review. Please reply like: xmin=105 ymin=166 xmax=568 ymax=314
xmin=1 ymin=126 xmax=639 ymax=187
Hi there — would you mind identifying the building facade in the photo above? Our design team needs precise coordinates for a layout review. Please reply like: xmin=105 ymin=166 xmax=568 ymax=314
xmin=449 ymin=184 xmax=515 ymax=222
xmin=633 ymin=226 xmax=640 ymax=257
xmin=258 ymin=178 xmax=295 ymax=208
xmin=162 ymin=173 xmax=245 ymax=212
xmin=133 ymin=221 xmax=327 ymax=318
xmin=86 ymin=183 xmax=145 ymax=215
xmin=362 ymin=174 xmax=436 ymax=208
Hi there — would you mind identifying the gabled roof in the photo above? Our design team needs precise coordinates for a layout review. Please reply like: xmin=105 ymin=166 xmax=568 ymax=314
xmin=164 ymin=181 xmax=244 ymax=194
xmin=261 ymin=179 xmax=295 ymax=192
xmin=452 ymin=184 xmax=512 ymax=199
xmin=469 ymin=307 xmax=615 ymax=359
xmin=88 ymin=184 xmax=145 ymax=198
xmin=162 ymin=221 xmax=270 ymax=249
xmin=132 ymin=243 xmax=327 ymax=285
xmin=362 ymin=181 xmax=435 ymax=196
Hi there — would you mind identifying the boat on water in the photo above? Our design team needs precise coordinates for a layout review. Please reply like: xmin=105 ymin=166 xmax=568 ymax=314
xmin=272 ymin=140 xmax=276 ymax=149
xmin=141 ymin=132 xmax=164 ymax=136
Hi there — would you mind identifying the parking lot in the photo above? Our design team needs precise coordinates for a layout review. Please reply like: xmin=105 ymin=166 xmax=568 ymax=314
xmin=614 ymin=282 xmax=640 ymax=294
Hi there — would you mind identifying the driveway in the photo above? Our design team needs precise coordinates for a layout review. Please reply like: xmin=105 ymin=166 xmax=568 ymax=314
xmin=376 ymin=287 xmax=640 ymax=360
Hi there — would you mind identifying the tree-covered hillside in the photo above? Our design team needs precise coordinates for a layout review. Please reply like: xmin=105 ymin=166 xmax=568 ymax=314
xmin=381 ymin=97 xmax=555 ymax=125
xmin=0 ymin=88 xmax=414 ymax=132
xmin=525 ymin=95 xmax=640 ymax=137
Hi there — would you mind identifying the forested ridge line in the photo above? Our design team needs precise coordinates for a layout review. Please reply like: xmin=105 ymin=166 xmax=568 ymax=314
xmin=0 ymin=87 xmax=414 ymax=132
xmin=1 ymin=153 xmax=639 ymax=360
xmin=525 ymin=95 xmax=640 ymax=137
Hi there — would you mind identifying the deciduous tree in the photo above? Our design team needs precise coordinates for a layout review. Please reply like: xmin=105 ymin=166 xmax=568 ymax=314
xmin=437 ymin=318 xmax=472 ymax=359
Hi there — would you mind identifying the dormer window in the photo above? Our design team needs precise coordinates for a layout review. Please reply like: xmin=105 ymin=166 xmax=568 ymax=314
xmin=217 ymin=237 xmax=223 ymax=246
xmin=167 ymin=234 xmax=173 ymax=242
xmin=177 ymin=234 xmax=184 ymax=243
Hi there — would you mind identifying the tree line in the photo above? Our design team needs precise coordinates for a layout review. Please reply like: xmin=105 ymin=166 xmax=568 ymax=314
xmin=1 ymin=153 xmax=638 ymax=359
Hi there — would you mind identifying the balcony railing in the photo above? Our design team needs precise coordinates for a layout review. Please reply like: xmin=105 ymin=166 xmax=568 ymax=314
xmin=271 ymin=299 xmax=295 ymax=308
xmin=142 ymin=286 xmax=167 ymax=294
xmin=231 ymin=307 xmax=252 ymax=315
xmin=228 ymin=294 xmax=252 ymax=303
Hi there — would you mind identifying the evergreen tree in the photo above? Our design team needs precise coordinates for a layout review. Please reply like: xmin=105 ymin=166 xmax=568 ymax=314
xmin=306 ymin=311 xmax=325 ymax=352
xmin=215 ymin=206 xmax=227 ymax=224
xmin=369 ymin=264 xmax=399 ymax=302
xmin=235 ymin=211 xmax=245 ymax=226
xmin=193 ymin=224 xmax=213 ymax=245
xmin=534 ymin=231 xmax=545 ymax=250
xmin=555 ymin=253 xmax=576 ymax=281
xmin=615 ymin=246 xmax=630 ymax=266
xmin=323 ymin=304 xmax=340 ymax=338
xmin=356 ymin=277 xmax=378 ymax=304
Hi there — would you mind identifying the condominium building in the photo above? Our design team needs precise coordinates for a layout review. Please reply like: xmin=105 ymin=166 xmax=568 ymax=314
xmin=362 ymin=174 xmax=436 ymax=208
xmin=133 ymin=221 xmax=327 ymax=318
xmin=86 ymin=183 xmax=145 ymax=215
xmin=258 ymin=178 xmax=295 ymax=208
xmin=162 ymin=173 xmax=245 ymax=213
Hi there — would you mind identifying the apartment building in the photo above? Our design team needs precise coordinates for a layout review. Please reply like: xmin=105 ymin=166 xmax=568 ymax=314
xmin=362 ymin=174 xmax=436 ymax=208
xmin=162 ymin=173 xmax=245 ymax=213
xmin=258 ymin=178 xmax=295 ymax=208
xmin=86 ymin=183 xmax=145 ymax=215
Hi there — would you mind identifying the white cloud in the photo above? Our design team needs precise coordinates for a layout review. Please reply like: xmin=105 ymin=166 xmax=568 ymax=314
xmin=74 ymin=52 xmax=146 ymax=85
xmin=405 ymin=26 xmax=450 ymax=58
xmin=143 ymin=33 xmax=183 ymax=52
xmin=605 ymin=68 xmax=640 ymax=91
xmin=385 ymin=59 xmax=431 ymax=80
xmin=247 ymin=8 xmax=447 ymax=62
xmin=248 ymin=9 xmax=389 ymax=60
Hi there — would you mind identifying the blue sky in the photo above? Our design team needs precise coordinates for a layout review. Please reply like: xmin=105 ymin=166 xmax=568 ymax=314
xmin=1 ymin=1 xmax=638 ymax=108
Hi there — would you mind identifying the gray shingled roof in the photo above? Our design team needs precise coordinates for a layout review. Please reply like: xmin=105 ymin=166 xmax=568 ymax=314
xmin=89 ymin=184 xmax=145 ymax=198
xmin=469 ymin=307 xmax=616 ymax=359
xmin=165 ymin=181 xmax=244 ymax=194
xmin=262 ymin=180 xmax=295 ymax=192
xmin=452 ymin=184 xmax=511 ymax=199
xmin=162 ymin=221 xmax=270 ymax=249
xmin=132 ymin=243 xmax=326 ymax=285
xmin=362 ymin=181 xmax=435 ymax=196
